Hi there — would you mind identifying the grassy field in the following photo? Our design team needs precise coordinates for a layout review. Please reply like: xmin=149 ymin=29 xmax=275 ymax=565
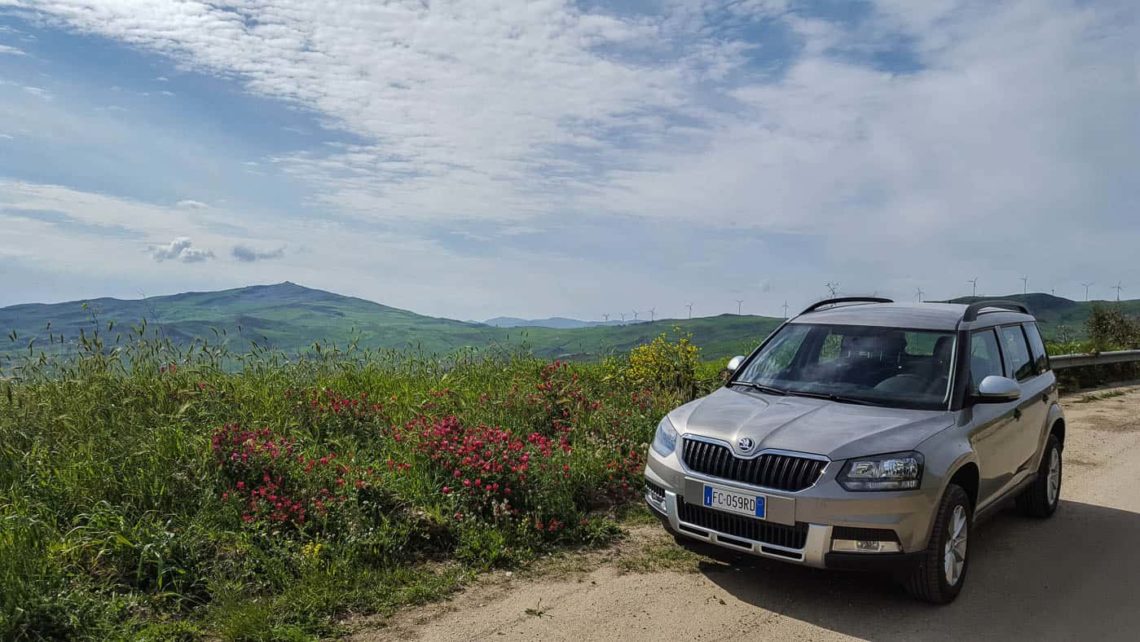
xmin=0 ymin=330 xmax=719 ymax=640
xmin=4 ymin=299 xmax=1136 ymax=640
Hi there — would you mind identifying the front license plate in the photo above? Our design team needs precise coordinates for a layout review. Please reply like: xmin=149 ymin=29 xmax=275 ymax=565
xmin=703 ymin=485 xmax=766 ymax=519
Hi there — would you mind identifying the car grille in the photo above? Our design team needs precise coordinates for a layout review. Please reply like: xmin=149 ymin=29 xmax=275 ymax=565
xmin=681 ymin=438 xmax=826 ymax=492
xmin=678 ymin=499 xmax=808 ymax=549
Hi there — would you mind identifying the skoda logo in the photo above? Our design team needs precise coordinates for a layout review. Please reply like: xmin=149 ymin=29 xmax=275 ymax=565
xmin=737 ymin=437 xmax=755 ymax=453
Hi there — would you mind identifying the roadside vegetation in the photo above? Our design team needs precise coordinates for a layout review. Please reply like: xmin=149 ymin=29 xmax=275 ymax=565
xmin=0 ymin=325 xmax=717 ymax=640
xmin=3 ymin=304 xmax=1137 ymax=640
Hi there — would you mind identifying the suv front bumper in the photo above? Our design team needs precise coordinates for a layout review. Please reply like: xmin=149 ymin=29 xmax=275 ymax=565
xmin=645 ymin=451 xmax=938 ymax=571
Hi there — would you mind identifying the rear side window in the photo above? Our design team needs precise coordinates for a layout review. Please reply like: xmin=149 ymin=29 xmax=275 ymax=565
xmin=969 ymin=330 xmax=1004 ymax=391
xmin=999 ymin=325 xmax=1035 ymax=381
xmin=1023 ymin=323 xmax=1049 ymax=372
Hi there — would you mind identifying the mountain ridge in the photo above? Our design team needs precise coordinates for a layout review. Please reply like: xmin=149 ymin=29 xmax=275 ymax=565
xmin=3 ymin=284 xmax=1136 ymax=363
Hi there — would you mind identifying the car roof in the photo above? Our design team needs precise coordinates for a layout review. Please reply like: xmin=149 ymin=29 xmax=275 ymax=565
xmin=788 ymin=302 xmax=1035 ymax=331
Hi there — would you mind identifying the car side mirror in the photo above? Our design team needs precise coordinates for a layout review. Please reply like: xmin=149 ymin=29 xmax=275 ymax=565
xmin=974 ymin=375 xmax=1021 ymax=403
xmin=726 ymin=355 xmax=745 ymax=374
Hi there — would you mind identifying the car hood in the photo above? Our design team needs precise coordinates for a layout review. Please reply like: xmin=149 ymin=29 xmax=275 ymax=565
xmin=670 ymin=387 xmax=953 ymax=461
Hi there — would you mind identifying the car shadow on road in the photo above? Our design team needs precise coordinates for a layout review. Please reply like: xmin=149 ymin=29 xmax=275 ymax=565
xmin=693 ymin=500 xmax=1140 ymax=641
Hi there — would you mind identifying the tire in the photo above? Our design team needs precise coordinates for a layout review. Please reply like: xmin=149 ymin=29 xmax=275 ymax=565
xmin=903 ymin=484 xmax=972 ymax=604
xmin=1016 ymin=433 xmax=1062 ymax=518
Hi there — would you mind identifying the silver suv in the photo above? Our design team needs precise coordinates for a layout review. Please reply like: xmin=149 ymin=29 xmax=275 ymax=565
xmin=644 ymin=298 xmax=1064 ymax=603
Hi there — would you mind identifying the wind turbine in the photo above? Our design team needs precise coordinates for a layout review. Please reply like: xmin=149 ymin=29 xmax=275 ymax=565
xmin=602 ymin=313 xmax=610 ymax=323
xmin=648 ymin=307 xmax=656 ymax=322
xmin=782 ymin=301 xmax=789 ymax=319
xmin=1113 ymin=281 xmax=1124 ymax=302
xmin=619 ymin=312 xmax=626 ymax=324
xmin=632 ymin=310 xmax=639 ymax=322
xmin=968 ymin=277 xmax=979 ymax=298
xmin=685 ymin=303 xmax=693 ymax=320
xmin=825 ymin=282 xmax=840 ymax=297
xmin=1020 ymin=276 xmax=1028 ymax=296
xmin=735 ymin=299 xmax=744 ymax=315
xmin=915 ymin=287 xmax=925 ymax=303
xmin=1081 ymin=282 xmax=1094 ymax=301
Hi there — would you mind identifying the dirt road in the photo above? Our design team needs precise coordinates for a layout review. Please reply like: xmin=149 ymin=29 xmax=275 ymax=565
xmin=360 ymin=385 xmax=1140 ymax=642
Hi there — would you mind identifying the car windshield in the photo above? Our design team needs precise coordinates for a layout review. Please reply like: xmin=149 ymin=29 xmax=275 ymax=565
xmin=732 ymin=323 xmax=955 ymax=410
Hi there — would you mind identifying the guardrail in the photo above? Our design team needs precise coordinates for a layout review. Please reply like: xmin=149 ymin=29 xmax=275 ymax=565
xmin=1051 ymin=349 xmax=1140 ymax=370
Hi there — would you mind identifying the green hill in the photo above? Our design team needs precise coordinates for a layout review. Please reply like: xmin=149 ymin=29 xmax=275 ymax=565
xmin=0 ymin=282 xmax=781 ymax=363
xmin=945 ymin=293 xmax=1140 ymax=340
xmin=3 ymin=284 xmax=1134 ymax=365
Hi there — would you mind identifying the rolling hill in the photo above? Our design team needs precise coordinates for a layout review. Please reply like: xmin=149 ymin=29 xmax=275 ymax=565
xmin=0 ymin=282 xmax=781 ymax=362
xmin=482 ymin=316 xmax=627 ymax=329
xmin=2 ymin=284 xmax=1135 ymax=365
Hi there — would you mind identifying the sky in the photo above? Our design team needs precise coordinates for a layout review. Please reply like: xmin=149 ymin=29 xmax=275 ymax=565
xmin=0 ymin=0 xmax=1137 ymax=321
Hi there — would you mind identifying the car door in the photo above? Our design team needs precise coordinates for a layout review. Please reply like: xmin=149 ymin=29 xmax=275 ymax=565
xmin=998 ymin=324 xmax=1051 ymax=476
xmin=966 ymin=328 xmax=1023 ymax=503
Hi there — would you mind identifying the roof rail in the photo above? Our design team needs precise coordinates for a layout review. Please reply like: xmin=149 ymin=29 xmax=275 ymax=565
xmin=800 ymin=297 xmax=893 ymax=316
xmin=961 ymin=300 xmax=1031 ymax=322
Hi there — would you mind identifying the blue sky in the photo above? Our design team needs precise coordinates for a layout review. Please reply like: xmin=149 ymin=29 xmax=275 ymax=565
xmin=0 ymin=0 xmax=1137 ymax=320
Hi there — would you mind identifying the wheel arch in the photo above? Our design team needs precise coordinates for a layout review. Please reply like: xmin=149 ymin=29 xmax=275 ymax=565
xmin=947 ymin=461 xmax=980 ymax=510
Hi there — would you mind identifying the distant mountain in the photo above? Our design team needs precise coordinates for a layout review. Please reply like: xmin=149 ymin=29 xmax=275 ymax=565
xmin=0 ymin=283 xmax=779 ymax=362
xmin=4 ymin=285 xmax=1132 ymax=366
xmin=483 ymin=316 xmax=628 ymax=329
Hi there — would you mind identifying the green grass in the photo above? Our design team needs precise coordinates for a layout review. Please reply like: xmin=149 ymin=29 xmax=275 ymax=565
xmin=0 ymin=330 xmax=718 ymax=640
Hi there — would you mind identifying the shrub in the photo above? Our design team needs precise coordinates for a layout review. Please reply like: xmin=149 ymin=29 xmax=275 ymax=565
xmin=626 ymin=331 xmax=701 ymax=403
xmin=1086 ymin=304 xmax=1140 ymax=351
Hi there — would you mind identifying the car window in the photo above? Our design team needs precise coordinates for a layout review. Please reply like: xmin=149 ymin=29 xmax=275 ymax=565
xmin=734 ymin=323 xmax=954 ymax=409
xmin=1023 ymin=322 xmax=1049 ymax=372
xmin=969 ymin=329 xmax=1003 ymax=391
xmin=999 ymin=325 xmax=1035 ymax=381
xmin=739 ymin=324 xmax=811 ymax=380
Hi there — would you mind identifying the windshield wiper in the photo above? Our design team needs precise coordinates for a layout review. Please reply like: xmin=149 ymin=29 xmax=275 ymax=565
xmin=783 ymin=390 xmax=885 ymax=406
xmin=730 ymin=381 xmax=787 ymax=396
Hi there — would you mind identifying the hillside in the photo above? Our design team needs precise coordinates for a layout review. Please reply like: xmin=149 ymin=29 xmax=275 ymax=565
xmin=0 ymin=283 xmax=781 ymax=362
xmin=4 ymin=285 xmax=1135 ymax=366
xmin=483 ymin=316 xmax=625 ymax=329
xmin=945 ymin=293 xmax=1140 ymax=338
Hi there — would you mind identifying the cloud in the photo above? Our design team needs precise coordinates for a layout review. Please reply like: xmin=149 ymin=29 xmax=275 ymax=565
xmin=4 ymin=0 xmax=1140 ymax=316
xmin=231 ymin=244 xmax=285 ymax=262
xmin=175 ymin=199 xmax=209 ymax=209
xmin=148 ymin=237 xmax=214 ymax=263
xmin=22 ymin=86 xmax=51 ymax=100
xmin=0 ymin=44 xmax=26 ymax=56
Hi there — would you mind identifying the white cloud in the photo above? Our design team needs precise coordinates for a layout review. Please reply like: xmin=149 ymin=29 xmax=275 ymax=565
xmin=2 ymin=0 xmax=1138 ymax=314
xmin=148 ymin=237 xmax=213 ymax=263
xmin=22 ymin=85 xmax=51 ymax=100
xmin=0 ymin=44 xmax=26 ymax=56
xmin=231 ymin=244 xmax=284 ymax=262
xmin=175 ymin=199 xmax=209 ymax=209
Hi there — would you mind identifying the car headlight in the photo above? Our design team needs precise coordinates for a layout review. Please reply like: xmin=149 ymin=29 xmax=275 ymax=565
xmin=651 ymin=416 xmax=678 ymax=457
xmin=838 ymin=451 xmax=924 ymax=491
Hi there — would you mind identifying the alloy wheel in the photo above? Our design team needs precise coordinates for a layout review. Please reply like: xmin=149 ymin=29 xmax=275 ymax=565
xmin=943 ymin=504 xmax=968 ymax=586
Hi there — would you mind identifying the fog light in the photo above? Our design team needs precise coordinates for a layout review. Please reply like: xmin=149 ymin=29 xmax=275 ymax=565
xmin=831 ymin=539 xmax=902 ymax=553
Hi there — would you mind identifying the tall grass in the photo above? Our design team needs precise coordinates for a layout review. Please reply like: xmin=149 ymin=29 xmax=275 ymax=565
xmin=0 ymin=327 xmax=714 ymax=640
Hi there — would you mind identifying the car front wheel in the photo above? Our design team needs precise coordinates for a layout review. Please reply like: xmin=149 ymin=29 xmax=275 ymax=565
xmin=903 ymin=484 xmax=972 ymax=604
xmin=1016 ymin=433 xmax=1062 ymax=518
